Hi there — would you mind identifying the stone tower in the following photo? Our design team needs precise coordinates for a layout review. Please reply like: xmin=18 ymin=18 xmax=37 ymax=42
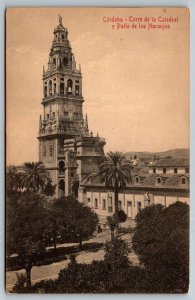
xmin=38 ymin=16 xmax=105 ymax=197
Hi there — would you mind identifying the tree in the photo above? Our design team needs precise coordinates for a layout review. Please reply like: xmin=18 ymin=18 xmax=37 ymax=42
xmin=6 ymin=192 xmax=49 ymax=287
xmin=42 ymin=178 xmax=56 ymax=197
xmin=99 ymin=151 xmax=132 ymax=235
xmin=19 ymin=162 xmax=48 ymax=193
xmin=25 ymin=238 xmax=132 ymax=293
xmin=132 ymin=202 xmax=189 ymax=292
xmin=51 ymin=196 xmax=99 ymax=249
xmin=104 ymin=238 xmax=131 ymax=269
xmin=6 ymin=165 xmax=21 ymax=192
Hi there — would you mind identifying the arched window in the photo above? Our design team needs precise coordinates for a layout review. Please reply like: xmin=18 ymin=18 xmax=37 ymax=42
xmin=53 ymin=57 xmax=56 ymax=67
xmin=59 ymin=160 xmax=65 ymax=172
xmin=44 ymin=86 xmax=47 ymax=97
xmin=75 ymin=85 xmax=79 ymax=97
xmin=60 ymin=82 xmax=64 ymax=94
xmin=59 ymin=179 xmax=65 ymax=191
xmin=49 ymin=80 xmax=52 ymax=95
xmin=63 ymin=57 xmax=69 ymax=66
xmin=67 ymin=79 xmax=73 ymax=95
xmin=53 ymin=83 xmax=56 ymax=94
xmin=135 ymin=176 xmax=139 ymax=183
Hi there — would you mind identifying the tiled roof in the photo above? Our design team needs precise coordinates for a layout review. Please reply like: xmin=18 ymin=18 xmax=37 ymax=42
xmin=151 ymin=158 xmax=189 ymax=167
xmin=165 ymin=174 xmax=189 ymax=186
xmin=132 ymin=165 xmax=149 ymax=176
xmin=80 ymin=170 xmax=189 ymax=190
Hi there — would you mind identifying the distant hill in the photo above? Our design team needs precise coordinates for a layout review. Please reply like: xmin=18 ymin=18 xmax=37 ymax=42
xmin=126 ymin=148 xmax=189 ymax=160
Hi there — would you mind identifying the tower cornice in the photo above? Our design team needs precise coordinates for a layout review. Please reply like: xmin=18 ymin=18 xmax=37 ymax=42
xmin=43 ymin=70 xmax=82 ymax=80
xmin=41 ymin=94 xmax=84 ymax=105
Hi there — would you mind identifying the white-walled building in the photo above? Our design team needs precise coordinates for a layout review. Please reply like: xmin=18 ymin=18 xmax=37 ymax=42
xmin=78 ymin=158 xmax=189 ymax=227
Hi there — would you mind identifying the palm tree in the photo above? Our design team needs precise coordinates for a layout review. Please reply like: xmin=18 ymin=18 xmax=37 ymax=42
xmin=99 ymin=152 xmax=132 ymax=233
xmin=19 ymin=162 xmax=48 ymax=193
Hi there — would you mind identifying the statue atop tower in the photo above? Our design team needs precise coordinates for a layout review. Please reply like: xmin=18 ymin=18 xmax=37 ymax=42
xmin=59 ymin=14 xmax=62 ymax=25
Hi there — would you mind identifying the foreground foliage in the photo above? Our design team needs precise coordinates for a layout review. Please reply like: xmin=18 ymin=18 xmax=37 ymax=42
xmin=12 ymin=201 xmax=189 ymax=294
xmin=132 ymin=201 xmax=189 ymax=293
xmin=8 ymin=198 xmax=189 ymax=293
xmin=6 ymin=191 xmax=49 ymax=286
xmin=45 ymin=196 xmax=99 ymax=249
xmin=6 ymin=162 xmax=52 ymax=193
xmin=7 ymin=192 xmax=98 ymax=287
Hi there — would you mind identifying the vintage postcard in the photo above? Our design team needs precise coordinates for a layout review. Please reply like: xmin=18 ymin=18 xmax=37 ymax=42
xmin=6 ymin=7 xmax=189 ymax=293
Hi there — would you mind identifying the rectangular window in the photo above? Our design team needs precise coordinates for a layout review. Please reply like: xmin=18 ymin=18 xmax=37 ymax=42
xmin=137 ymin=202 xmax=142 ymax=213
xmin=102 ymin=199 xmax=106 ymax=210
xmin=153 ymin=168 xmax=156 ymax=173
xmin=42 ymin=147 xmax=46 ymax=156
xmin=163 ymin=168 xmax=166 ymax=174
xmin=127 ymin=201 xmax=132 ymax=218
xmin=181 ymin=177 xmax=186 ymax=184
xmin=157 ymin=177 xmax=161 ymax=184
xmin=87 ymin=198 xmax=90 ymax=203
xmin=60 ymin=83 xmax=64 ymax=94
xmin=185 ymin=168 xmax=189 ymax=173
xmin=94 ymin=199 xmax=98 ymax=209
xmin=53 ymin=83 xmax=56 ymax=94
xmin=108 ymin=197 xmax=113 ymax=212
xmin=174 ymin=168 xmax=178 ymax=173
xmin=75 ymin=85 xmax=79 ymax=96
xmin=118 ymin=200 xmax=122 ymax=210
xmin=50 ymin=147 xmax=53 ymax=156
xmin=44 ymin=86 xmax=47 ymax=97
xmin=47 ymin=114 xmax=49 ymax=119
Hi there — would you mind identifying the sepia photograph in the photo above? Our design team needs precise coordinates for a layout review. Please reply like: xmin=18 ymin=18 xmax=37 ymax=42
xmin=6 ymin=7 xmax=189 ymax=293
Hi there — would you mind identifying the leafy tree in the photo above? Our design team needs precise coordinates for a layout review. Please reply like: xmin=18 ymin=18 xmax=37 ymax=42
xmin=6 ymin=192 xmax=49 ymax=287
xmin=99 ymin=151 xmax=132 ymax=235
xmin=132 ymin=202 xmax=189 ymax=292
xmin=19 ymin=162 xmax=48 ymax=193
xmin=50 ymin=196 xmax=99 ymax=249
xmin=104 ymin=238 xmax=131 ymax=269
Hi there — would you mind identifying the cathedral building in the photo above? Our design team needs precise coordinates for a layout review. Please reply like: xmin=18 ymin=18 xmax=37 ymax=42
xmin=38 ymin=17 xmax=105 ymax=198
xmin=38 ymin=17 xmax=189 ymax=227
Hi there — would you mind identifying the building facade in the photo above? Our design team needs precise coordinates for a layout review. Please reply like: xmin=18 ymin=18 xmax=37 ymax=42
xmin=78 ymin=158 xmax=189 ymax=227
xmin=38 ymin=17 xmax=105 ymax=197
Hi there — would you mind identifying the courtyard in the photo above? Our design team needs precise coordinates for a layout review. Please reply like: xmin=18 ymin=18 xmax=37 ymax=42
xmin=6 ymin=228 xmax=139 ymax=292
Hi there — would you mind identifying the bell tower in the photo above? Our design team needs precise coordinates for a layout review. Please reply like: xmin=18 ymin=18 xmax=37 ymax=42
xmin=38 ymin=16 xmax=105 ymax=197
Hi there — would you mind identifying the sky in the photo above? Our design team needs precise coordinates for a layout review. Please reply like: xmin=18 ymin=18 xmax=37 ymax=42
xmin=6 ymin=7 xmax=189 ymax=165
